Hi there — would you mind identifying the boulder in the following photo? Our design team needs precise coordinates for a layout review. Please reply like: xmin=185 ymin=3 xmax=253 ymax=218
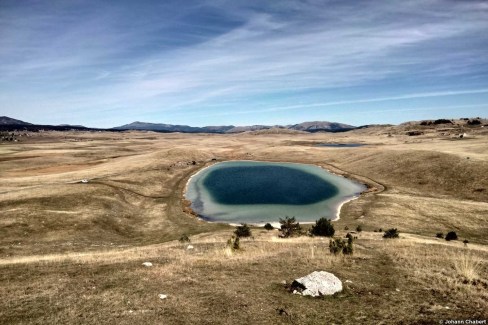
xmin=142 ymin=262 xmax=153 ymax=267
xmin=291 ymin=271 xmax=342 ymax=297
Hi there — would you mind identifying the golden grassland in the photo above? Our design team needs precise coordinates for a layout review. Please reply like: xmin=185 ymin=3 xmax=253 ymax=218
xmin=0 ymin=124 xmax=487 ymax=324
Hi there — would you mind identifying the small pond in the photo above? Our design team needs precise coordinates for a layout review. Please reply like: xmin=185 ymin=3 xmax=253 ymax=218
xmin=184 ymin=161 xmax=365 ymax=224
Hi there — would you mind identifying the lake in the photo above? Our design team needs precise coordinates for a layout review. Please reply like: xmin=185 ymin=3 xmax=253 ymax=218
xmin=184 ymin=161 xmax=365 ymax=224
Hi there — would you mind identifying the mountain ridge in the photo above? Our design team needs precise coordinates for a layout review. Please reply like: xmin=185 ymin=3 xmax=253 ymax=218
xmin=0 ymin=116 xmax=356 ymax=133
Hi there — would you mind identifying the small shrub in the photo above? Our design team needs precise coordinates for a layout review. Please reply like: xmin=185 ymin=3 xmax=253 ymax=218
xmin=436 ymin=232 xmax=444 ymax=239
xmin=383 ymin=228 xmax=399 ymax=239
xmin=279 ymin=216 xmax=302 ymax=238
xmin=310 ymin=217 xmax=335 ymax=237
xmin=434 ymin=119 xmax=452 ymax=125
xmin=234 ymin=224 xmax=252 ymax=238
xmin=227 ymin=235 xmax=240 ymax=251
xmin=356 ymin=225 xmax=362 ymax=233
xmin=445 ymin=231 xmax=458 ymax=241
xmin=329 ymin=237 xmax=354 ymax=255
xmin=467 ymin=119 xmax=481 ymax=125
xmin=264 ymin=223 xmax=274 ymax=231
xmin=379 ymin=228 xmax=383 ymax=232
xmin=344 ymin=226 xmax=349 ymax=231
xmin=343 ymin=236 xmax=354 ymax=255
xmin=329 ymin=238 xmax=345 ymax=255
xmin=463 ymin=239 xmax=469 ymax=246
xmin=179 ymin=234 xmax=191 ymax=243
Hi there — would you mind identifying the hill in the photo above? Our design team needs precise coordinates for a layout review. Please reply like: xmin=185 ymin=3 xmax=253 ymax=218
xmin=0 ymin=116 xmax=32 ymax=125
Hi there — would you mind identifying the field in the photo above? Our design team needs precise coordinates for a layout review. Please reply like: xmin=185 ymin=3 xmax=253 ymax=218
xmin=1 ymin=125 xmax=487 ymax=324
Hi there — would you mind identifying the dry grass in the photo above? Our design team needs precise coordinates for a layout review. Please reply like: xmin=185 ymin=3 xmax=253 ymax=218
xmin=453 ymin=251 xmax=484 ymax=281
xmin=1 ymin=126 xmax=488 ymax=323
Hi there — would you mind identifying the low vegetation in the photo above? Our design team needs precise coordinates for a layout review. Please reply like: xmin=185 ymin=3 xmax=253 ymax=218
xmin=1 ymin=123 xmax=487 ymax=323
xmin=279 ymin=216 xmax=302 ymax=238
xmin=445 ymin=231 xmax=458 ymax=241
xmin=264 ymin=223 xmax=274 ymax=231
xmin=329 ymin=236 xmax=354 ymax=255
xmin=179 ymin=234 xmax=191 ymax=243
xmin=383 ymin=228 xmax=400 ymax=239
xmin=309 ymin=217 xmax=335 ymax=237
xmin=234 ymin=223 xmax=252 ymax=238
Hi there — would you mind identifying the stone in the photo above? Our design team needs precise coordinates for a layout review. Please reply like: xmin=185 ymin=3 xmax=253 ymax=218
xmin=291 ymin=271 xmax=342 ymax=297
xmin=187 ymin=245 xmax=194 ymax=250
xmin=142 ymin=262 xmax=153 ymax=267
xmin=159 ymin=294 xmax=168 ymax=300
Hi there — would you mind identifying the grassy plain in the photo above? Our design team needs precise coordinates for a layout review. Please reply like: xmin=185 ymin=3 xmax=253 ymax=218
xmin=0 ymin=124 xmax=487 ymax=324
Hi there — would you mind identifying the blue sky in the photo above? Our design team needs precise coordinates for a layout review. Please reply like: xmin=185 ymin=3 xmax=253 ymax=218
xmin=1 ymin=0 xmax=487 ymax=127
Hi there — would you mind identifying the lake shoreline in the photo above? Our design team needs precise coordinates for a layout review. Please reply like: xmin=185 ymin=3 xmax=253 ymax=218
xmin=181 ymin=159 xmax=371 ymax=226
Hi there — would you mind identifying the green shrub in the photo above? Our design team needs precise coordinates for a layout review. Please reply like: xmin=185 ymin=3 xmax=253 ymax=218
xmin=445 ymin=231 xmax=458 ymax=241
xmin=329 ymin=238 xmax=344 ymax=255
xmin=383 ymin=228 xmax=399 ymax=239
xmin=356 ymin=225 xmax=362 ymax=233
xmin=310 ymin=217 xmax=335 ymax=237
xmin=279 ymin=216 xmax=302 ymax=238
xmin=179 ymin=234 xmax=191 ymax=243
xmin=343 ymin=236 xmax=354 ymax=255
xmin=227 ymin=235 xmax=240 ymax=250
xmin=234 ymin=224 xmax=252 ymax=238
xmin=329 ymin=237 xmax=354 ymax=255
xmin=436 ymin=232 xmax=444 ymax=239
xmin=264 ymin=223 xmax=274 ymax=231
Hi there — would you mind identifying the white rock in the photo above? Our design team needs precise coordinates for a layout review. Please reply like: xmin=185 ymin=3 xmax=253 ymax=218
xmin=142 ymin=262 xmax=153 ymax=267
xmin=345 ymin=280 xmax=353 ymax=283
xmin=187 ymin=245 xmax=194 ymax=250
xmin=292 ymin=271 xmax=342 ymax=297
xmin=159 ymin=294 xmax=168 ymax=300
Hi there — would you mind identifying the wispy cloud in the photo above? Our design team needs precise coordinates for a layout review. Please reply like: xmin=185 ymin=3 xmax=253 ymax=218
xmin=1 ymin=0 xmax=487 ymax=126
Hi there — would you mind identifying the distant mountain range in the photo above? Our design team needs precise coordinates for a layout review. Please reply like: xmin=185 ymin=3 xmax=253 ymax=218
xmin=0 ymin=116 xmax=356 ymax=133
xmin=113 ymin=121 xmax=356 ymax=133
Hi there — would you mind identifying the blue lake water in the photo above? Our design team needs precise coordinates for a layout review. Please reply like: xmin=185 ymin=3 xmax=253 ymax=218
xmin=185 ymin=161 xmax=365 ymax=224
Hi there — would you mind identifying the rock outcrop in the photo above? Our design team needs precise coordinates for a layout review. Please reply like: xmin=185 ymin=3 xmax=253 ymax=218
xmin=291 ymin=271 xmax=342 ymax=297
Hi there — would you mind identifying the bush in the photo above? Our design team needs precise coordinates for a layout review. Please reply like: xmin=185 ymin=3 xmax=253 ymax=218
xmin=383 ymin=228 xmax=399 ymax=239
xmin=445 ymin=231 xmax=458 ymax=241
xmin=379 ymin=228 xmax=383 ymax=232
xmin=179 ymin=234 xmax=191 ymax=243
xmin=227 ymin=235 xmax=240 ymax=251
xmin=434 ymin=119 xmax=452 ymax=125
xmin=343 ymin=236 xmax=354 ymax=255
xmin=310 ymin=217 xmax=335 ymax=237
xmin=329 ymin=238 xmax=344 ymax=255
xmin=234 ymin=224 xmax=252 ymax=238
xmin=436 ymin=232 xmax=444 ymax=239
xmin=356 ymin=225 xmax=362 ymax=233
xmin=279 ymin=216 xmax=302 ymax=238
xmin=467 ymin=119 xmax=481 ymax=125
xmin=329 ymin=237 xmax=354 ymax=255
xmin=264 ymin=223 xmax=274 ymax=231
